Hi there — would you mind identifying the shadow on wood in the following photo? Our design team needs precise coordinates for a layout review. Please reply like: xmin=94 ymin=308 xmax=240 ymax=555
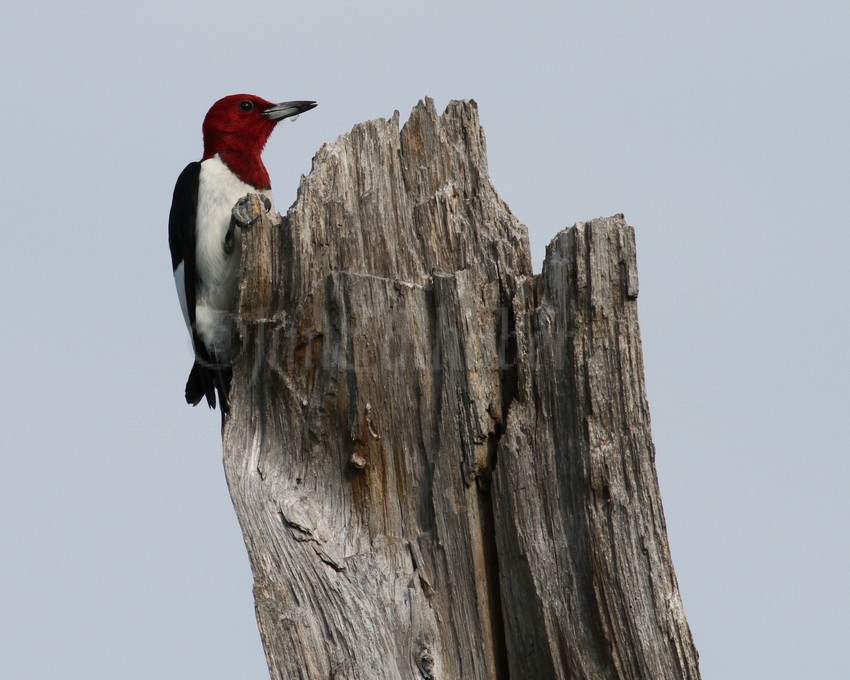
xmin=222 ymin=98 xmax=700 ymax=680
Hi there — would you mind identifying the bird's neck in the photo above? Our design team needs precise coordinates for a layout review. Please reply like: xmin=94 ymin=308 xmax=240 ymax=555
xmin=205 ymin=150 xmax=271 ymax=191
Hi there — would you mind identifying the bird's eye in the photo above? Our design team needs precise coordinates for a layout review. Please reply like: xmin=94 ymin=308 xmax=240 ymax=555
xmin=239 ymin=100 xmax=254 ymax=112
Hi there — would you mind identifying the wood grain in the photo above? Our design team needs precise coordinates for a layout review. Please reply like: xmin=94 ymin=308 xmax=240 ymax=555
xmin=222 ymin=98 xmax=700 ymax=679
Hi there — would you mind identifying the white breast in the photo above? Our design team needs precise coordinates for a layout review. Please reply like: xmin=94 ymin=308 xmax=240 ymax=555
xmin=193 ymin=155 xmax=273 ymax=361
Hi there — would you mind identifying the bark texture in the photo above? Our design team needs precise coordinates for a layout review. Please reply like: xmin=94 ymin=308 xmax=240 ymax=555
xmin=222 ymin=98 xmax=700 ymax=679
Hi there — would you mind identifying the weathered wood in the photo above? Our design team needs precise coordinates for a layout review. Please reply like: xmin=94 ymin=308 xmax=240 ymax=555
xmin=222 ymin=98 xmax=700 ymax=679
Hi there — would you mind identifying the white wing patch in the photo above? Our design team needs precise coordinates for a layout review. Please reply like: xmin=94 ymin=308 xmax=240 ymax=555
xmin=173 ymin=261 xmax=191 ymax=335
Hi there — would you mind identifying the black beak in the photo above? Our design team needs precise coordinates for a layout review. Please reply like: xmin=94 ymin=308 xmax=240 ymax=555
xmin=264 ymin=100 xmax=317 ymax=121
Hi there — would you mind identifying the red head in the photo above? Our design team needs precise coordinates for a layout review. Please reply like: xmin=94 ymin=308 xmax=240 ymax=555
xmin=201 ymin=94 xmax=317 ymax=190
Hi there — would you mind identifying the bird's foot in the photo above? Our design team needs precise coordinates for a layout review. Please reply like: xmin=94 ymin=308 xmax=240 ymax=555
xmin=232 ymin=193 xmax=271 ymax=230
xmin=225 ymin=194 xmax=271 ymax=252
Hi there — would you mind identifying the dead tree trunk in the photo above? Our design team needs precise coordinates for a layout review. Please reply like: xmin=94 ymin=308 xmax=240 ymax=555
xmin=222 ymin=98 xmax=700 ymax=679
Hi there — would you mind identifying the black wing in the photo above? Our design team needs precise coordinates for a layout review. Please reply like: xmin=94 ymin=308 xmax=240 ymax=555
xmin=169 ymin=161 xmax=199 ymax=274
xmin=168 ymin=162 xmax=231 ymax=416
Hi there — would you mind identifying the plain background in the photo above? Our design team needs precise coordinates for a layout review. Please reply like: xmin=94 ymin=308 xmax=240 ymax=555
xmin=2 ymin=1 xmax=848 ymax=678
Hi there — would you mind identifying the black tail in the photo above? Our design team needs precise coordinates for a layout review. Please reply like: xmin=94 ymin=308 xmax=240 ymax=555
xmin=185 ymin=360 xmax=232 ymax=418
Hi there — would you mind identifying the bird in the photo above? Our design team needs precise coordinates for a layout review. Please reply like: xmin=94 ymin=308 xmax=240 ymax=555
xmin=168 ymin=94 xmax=317 ymax=418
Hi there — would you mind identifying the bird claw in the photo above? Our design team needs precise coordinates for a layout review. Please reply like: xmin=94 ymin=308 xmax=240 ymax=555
xmin=231 ymin=193 xmax=270 ymax=232
xmin=223 ymin=222 xmax=236 ymax=254
xmin=225 ymin=194 xmax=271 ymax=252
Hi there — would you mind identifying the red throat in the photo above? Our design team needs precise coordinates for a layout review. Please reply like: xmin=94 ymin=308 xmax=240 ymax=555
xmin=207 ymin=149 xmax=272 ymax=191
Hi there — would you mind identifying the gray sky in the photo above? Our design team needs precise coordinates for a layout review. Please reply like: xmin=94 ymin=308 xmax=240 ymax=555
xmin=3 ymin=1 xmax=848 ymax=678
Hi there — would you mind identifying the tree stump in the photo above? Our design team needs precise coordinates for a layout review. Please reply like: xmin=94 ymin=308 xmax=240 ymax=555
xmin=222 ymin=98 xmax=700 ymax=679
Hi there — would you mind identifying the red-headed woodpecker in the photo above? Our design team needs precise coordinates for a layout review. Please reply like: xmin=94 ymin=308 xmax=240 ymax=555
xmin=168 ymin=94 xmax=317 ymax=416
